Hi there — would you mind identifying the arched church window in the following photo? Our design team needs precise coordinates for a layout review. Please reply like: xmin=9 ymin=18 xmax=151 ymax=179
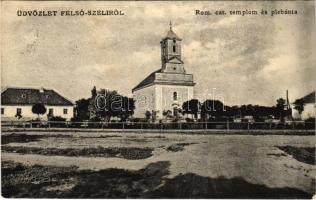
xmin=173 ymin=92 xmax=177 ymax=101
xmin=173 ymin=40 xmax=176 ymax=53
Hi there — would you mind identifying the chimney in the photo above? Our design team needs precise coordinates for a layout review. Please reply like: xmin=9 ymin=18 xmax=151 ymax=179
xmin=40 ymin=87 xmax=44 ymax=93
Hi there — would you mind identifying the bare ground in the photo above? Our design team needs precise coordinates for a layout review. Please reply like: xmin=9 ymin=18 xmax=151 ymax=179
xmin=1 ymin=131 xmax=315 ymax=198
xmin=1 ymin=160 xmax=312 ymax=199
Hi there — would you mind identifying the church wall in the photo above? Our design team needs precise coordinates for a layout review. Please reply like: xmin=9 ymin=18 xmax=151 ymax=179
xmin=133 ymin=85 xmax=156 ymax=118
xmin=156 ymin=85 xmax=194 ymax=118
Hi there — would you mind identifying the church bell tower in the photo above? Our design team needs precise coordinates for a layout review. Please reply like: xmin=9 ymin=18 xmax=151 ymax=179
xmin=160 ymin=22 xmax=185 ymax=74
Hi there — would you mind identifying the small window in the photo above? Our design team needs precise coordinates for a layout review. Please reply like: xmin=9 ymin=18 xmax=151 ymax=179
xmin=48 ymin=108 xmax=53 ymax=115
xmin=63 ymin=108 xmax=68 ymax=114
xmin=17 ymin=108 xmax=22 ymax=115
xmin=173 ymin=92 xmax=177 ymax=101
xmin=21 ymin=94 xmax=26 ymax=98
xmin=1 ymin=108 xmax=4 ymax=115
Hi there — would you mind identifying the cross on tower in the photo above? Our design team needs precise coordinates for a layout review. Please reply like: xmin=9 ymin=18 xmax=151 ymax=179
xmin=169 ymin=21 xmax=172 ymax=30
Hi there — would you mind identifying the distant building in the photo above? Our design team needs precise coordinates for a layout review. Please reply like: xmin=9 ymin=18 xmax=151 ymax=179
xmin=132 ymin=24 xmax=195 ymax=119
xmin=1 ymin=87 xmax=74 ymax=121
xmin=292 ymin=91 xmax=315 ymax=120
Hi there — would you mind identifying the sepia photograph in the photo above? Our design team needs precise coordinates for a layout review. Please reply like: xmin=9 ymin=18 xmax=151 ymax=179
xmin=1 ymin=0 xmax=315 ymax=199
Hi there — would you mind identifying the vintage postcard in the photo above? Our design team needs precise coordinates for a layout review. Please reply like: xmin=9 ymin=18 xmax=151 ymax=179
xmin=1 ymin=0 xmax=315 ymax=199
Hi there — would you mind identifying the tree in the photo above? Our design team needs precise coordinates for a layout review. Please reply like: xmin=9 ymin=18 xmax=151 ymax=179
xmin=151 ymin=110 xmax=158 ymax=122
xmin=91 ymin=86 xmax=97 ymax=97
xmin=162 ymin=110 xmax=173 ymax=119
xmin=114 ymin=96 xmax=135 ymax=121
xmin=201 ymin=100 xmax=225 ymax=120
xmin=32 ymin=103 xmax=47 ymax=119
xmin=145 ymin=110 xmax=151 ymax=122
xmin=226 ymin=106 xmax=240 ymax=118
xmin=89 ymin=87 xmax=135 ymax=122
xmin=276 ymin=98 xmax=286 ymax=121
xmin=293 ymin=98 xmax=305 ymax=118
xmin=182 ymin=99 xmax=200 ymax=119
xmin=74 ymin=98 xmax=90 ymax=121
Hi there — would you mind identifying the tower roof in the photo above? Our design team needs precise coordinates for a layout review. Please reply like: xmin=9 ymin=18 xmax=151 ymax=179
xmin=163 ymin=29 xmax=182 ymax=41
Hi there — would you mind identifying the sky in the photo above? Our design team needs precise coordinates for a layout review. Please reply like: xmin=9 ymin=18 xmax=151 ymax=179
xmin=1 ymin=1 xmax=315 ymax=106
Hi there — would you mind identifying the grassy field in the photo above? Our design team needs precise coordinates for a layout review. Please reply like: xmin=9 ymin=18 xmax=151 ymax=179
xmin=1 ymin=131 xmax=315 ymax=198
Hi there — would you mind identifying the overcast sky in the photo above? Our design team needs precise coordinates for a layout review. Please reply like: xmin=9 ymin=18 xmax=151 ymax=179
xmin=2 ymin=1 xmax=315 ymax=106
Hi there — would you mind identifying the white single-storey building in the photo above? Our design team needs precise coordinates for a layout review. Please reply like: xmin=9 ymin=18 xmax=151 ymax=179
xmin=1 ymin=87 xmax=74 ymax=121
xmin=292 ymin=91 xmax=315 ymax=120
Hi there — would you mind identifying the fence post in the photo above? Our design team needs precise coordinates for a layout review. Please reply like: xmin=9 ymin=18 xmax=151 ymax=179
xmin=205 ymin=122 xmax=208 ymax=129
xmin=227 ymin=120 xmax=229 ymax=130
xmin=247 ymin=122 xmax=250 ymax=130
xmin=122 ymin=122 xmax=125 ymax=129
xmin=292 ymin=122 xmax=295 ymax=129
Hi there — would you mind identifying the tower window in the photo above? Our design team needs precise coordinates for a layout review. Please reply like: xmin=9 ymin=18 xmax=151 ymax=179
xmin=173 ymin=92 xmax=177 ymax=101
xmin=173 ymin=40 xmax=176 ymax=53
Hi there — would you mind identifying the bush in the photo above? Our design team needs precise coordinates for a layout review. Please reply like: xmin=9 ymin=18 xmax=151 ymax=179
xmin=185 ymin=118 xmax=194 ymax=122
xmin=71 ymin=117 xmax=83 ymax=122
xmin=48 ymin=116 xmax=66 ymax=127
xmin=131 ymin=118 xmax=147 ymax=123
xmin=49 ymin=116 xmax=66 ymax=121
xmin=305 ymin=118 xmax=315 ymax=129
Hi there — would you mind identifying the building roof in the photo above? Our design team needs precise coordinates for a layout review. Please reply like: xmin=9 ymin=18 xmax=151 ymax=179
xmin=163 ymin=29 xmax=182 ymax=41
xmin=1 ymin=87 xmax=74 ymax=106
xmin=132 ymin=69 xmax=161 ymax=92
xmin=300 ymin=91 xmax=315 ymax=104
xmin=132 ymin=69 xmax=195 ymax=92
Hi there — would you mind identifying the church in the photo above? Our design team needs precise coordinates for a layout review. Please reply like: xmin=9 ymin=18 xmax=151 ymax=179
xmin=132 ymin=24 xmax=195 ymax=119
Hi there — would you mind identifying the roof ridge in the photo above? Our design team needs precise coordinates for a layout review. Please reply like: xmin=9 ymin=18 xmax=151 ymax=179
xmin=2 ymin=86 xmax=49 ymax=91
xmin=1 ymin=86 xmax=74 ymax=106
